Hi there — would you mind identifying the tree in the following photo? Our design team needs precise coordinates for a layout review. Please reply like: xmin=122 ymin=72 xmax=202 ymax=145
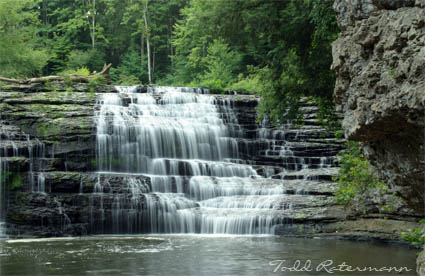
xmin=121 ymin=0 xmax=152 ymax=83
xmin=122 ymin=0 xmax=187 ymax=84
xmin=199 ymin=39 xmax=242 ymax=91
xmin=84 ymin=0 xmax=97 ymax=49
xmin=0 ymin=0 xmax=49 ymax=78
xmin=143 ymin=0 xmax=152 ymax=83
xmin=170 ymin=0 xmax=338 ymax=123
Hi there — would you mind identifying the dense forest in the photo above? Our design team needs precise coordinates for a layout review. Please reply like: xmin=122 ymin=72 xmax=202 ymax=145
xmin=0 ymin=0 xmax=337 ymax=122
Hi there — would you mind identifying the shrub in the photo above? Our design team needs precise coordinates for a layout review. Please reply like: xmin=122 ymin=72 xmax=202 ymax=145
xmin=60 ymin=66 xmax=90 ymax=77
xmin=113 ymin=74 xmax=141 ymax=85
xmin=335 ymin=130 xmax=345 ymax=139
xmin=88 ymin=75 xmax=106 ymax=93
xmin=334 ymin=141 xmax=386 ymax=205
xmin=227 ymin=72 xmax=260 ymax=94
xmin=402 ymin=219 xmax=425 ymax=247
xmin=73 ymin=67 xmax=90 ymax=76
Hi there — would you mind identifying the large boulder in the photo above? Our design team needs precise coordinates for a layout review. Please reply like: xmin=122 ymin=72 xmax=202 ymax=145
xmin=332 ymin=0 xmax=425 ymax=213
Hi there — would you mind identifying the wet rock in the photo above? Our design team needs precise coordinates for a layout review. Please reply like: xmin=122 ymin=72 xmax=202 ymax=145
xmin=280 ymin=218 xmax=420 ymax=241
xmin=418 ymin=250 xmax=425 ymax=276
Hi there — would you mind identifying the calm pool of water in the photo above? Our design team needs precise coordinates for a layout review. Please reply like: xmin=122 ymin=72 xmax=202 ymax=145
xmin=0 ymin=235 xmax=418 ymax=275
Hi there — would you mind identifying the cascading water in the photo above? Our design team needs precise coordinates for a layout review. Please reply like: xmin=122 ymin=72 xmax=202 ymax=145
xmin=0 ymin=124 xmax=11 ymax=237
xmin=93 ymin=86 xmax=288 ymax=234
xmin=0 ymin=155 xmax=6 ymax=237
xmin=0 ymin=121 xmax=47 ymax=238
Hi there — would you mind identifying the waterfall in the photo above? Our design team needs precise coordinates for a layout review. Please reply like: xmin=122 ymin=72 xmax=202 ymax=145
xmin=0 ymin=124 xmax=9 ymax=237
xmin=0 ymin=121 xmax=47 ymax=238
xmin=0 ymin=156 xmax=6 ymax=237
xmin=93 ymin=86 xmax=289 ymax=234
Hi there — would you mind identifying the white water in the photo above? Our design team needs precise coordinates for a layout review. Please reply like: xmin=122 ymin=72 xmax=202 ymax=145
xmin=93 ymin=86 xmax=293 ymax=234
xmin=0 ymin=122 xmax=47 ymax=238
xmin=0 ymin=156 xmax=5 ymax=238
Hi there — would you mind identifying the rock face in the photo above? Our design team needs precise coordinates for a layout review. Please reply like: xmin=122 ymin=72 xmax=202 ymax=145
xmin=332 ymin=0 xmax=425 ymax=214
xmin=418 ymin=249 xmax=425 ymax=276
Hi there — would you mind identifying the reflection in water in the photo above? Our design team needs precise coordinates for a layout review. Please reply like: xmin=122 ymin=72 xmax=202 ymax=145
xmin=0 ymin=235 xmax=418 ymax=276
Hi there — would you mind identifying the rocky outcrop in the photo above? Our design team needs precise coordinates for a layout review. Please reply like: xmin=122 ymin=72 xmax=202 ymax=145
xmin=332 ymin=0 xmax=425 ymax=214
xmin=418 ymin=249 xmax=425 ymax=276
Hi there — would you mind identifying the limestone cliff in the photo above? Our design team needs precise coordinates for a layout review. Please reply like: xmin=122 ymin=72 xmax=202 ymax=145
xmin=332 ymin=0 xmax=425 ymax=214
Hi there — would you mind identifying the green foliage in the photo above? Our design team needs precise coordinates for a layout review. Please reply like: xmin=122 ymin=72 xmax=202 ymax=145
xmin=84 ymin=49 xmax=106 ymax=72
xmin=88 ymin=74 xmax=106 ymax=92
xmin=65 ymin=87 xmax=74 ymax=96
xmin=65 ymin=49 xmax=105 ymax=73
xmin=315 ymin=97 xmax=341 ymax=131
xmin=59 ymin=66 xmax=90 ymax=88
xmin=115 ymin=75 xmax=142 ymax=85
xmin=46 ymin=34 xmax=72 ymax=73
xmin=76 ymin=67 xmax=91 ymax=76
xmin=72 ymin=67 xmax=91 ymax=76
xmin=227 ymin=69 xmax=261 ymax=94
xmin=402 ymin=219 xmax=425 ymax=247
xmin=335 ymin=130 xmax=345 ymax=139
xmin=334 ymin=142 xmax=386 ymax=205
xmin=63 ymin=74 xmax=73 ymax=88
xmin=90 ymin=159 xmax=98 ymax=169
xmin=1 ymin=170 xmax=23 ymax=191
xmin=0 ymin=0 xmax=49 ymax=77
xmin=110 ymin=50 xmax=147 ymax=84
xmin=67 ymin=50 xmax=92 ymax=70
xmin=0 ymin=0 xmax=185 ymax=79
xmin=254 ymin=66 xmax=302 ymax=124
xmin=0 ymin=170 xmax=11 ymax=186
xmin=9 ymin=173 xmax=23 ymax=190
xmin=170 ymin=0 xmax=338 ymax=122
xmin=198 ymin=39 xmax=242 ymax=91
xmin=120 ymin=0 xmax=187 ymax=83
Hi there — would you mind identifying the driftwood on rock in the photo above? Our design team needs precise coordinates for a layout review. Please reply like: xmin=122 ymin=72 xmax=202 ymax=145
xmin=0 ymin=63 xmax=112 ymax=85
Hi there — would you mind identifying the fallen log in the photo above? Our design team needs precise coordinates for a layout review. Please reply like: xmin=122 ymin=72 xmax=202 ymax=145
xmin=0 ymin=63 xmax=112 ymax=84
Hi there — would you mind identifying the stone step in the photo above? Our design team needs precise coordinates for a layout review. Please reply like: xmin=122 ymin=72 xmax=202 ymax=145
xmin=0 ymin=141 xmax=42 ymax=157
xmin=180 ymin=205 xmax=345 ymax=224
xmin=0 ymin=156 xmax=29 ymax=171
xmin=272 ymin=168 xmax=339 ymax=182
xmin=199 ymin=194 xmax=334 ymax=209
xmin=35 ymin=171 xmax=337 ymax=197
xmin=188 ymin=176 xmax=336 ymax=198
xmin=245 ymin=129 xmax=337 ymax=141
xmin=259 ymin=149 xmax=341 ymax=158
xmin=252 ymin=161 xmax=338 ymax=171
xmin=252 ymin=155 xmax=338 ymax=165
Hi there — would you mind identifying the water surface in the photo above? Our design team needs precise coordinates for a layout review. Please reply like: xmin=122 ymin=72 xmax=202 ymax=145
xmin=0 ymin=235 xmax=418 ymax=275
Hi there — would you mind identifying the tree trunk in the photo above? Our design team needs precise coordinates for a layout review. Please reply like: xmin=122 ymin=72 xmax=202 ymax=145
xmin=0 ymin=64 xmax=112 ymax=84
xmin=92 ymin=0 xmax=96 ymax=49
xmin=141 ymin=34 xmax=144 ymax=57
xmin=143 ymin=1 xmax=152 ymax=84
xmin=152 ymin=47 xmax=155 ymax=77
xmin=141 ymin=33 xmax=144 ymax=70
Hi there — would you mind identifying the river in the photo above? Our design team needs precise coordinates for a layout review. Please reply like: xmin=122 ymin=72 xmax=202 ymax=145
xmin=0 ymin=235 xmax=417 ymax=275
